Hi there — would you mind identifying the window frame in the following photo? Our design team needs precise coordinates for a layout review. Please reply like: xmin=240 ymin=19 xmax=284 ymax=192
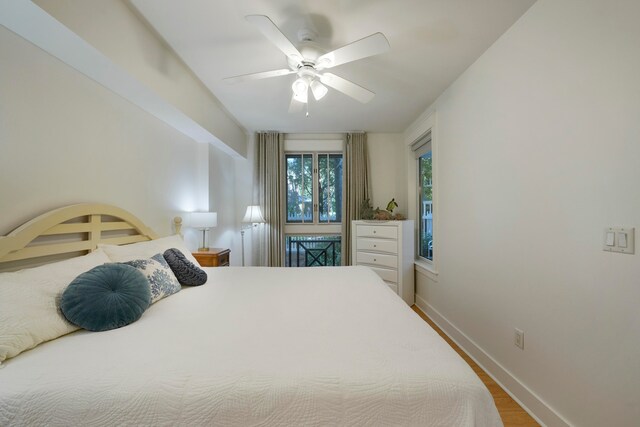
xmin=417 ymin=149 xmax=433 ymax=262
xmin=406 ymin=112 xmax=438 ymax=280
xmin=317 ymin=152 xmax=343 ymax=224
xmin=283 ymin=138 xmax=344 ymax=264
xmin=285 ymin=150 xmax=343 ymax=230
xmin=285 ymin=152 xmax=314 ymax=224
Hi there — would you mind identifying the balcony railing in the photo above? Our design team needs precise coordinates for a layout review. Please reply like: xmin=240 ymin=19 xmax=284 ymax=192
xmin=285 ymin=235 xmax=342 ymax=267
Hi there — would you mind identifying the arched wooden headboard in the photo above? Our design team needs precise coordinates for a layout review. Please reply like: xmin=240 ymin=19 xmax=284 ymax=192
xmin=0 ymin=204 xmax=159 ymax=270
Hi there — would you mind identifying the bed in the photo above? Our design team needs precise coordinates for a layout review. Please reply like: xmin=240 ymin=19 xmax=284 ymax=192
xmin=0 ymin=204 xmax=502 ymax=426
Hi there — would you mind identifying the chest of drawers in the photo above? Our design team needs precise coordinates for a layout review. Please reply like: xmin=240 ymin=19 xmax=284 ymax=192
xmin=351 ymin=220 xmax=415 ymax=305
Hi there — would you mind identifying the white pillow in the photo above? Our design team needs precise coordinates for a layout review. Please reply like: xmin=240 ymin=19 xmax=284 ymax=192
xmin=99 ymin=234 xmax=199 ymax=266
xmin=0 ymin=249 xmax=111 ymax=364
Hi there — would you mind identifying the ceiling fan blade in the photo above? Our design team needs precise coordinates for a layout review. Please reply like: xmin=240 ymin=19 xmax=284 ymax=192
xmin=246 ymin=15 xmax=303 ymax=63
xmin=224 ymin=68 xmax=294 ymax=84
xmin=320 ymin=73 xmax=375 ymax=103
xmin=316 ymin=32 xmax=390 ymax=69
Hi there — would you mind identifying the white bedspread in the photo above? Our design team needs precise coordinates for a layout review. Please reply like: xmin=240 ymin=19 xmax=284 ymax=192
xmin=0 ymin=266 xmax=502 ymax=426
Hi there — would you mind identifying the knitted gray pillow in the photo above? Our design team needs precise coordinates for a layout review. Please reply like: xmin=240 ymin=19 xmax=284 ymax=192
xmin=163 ymin=248 xmax=208 ymax=286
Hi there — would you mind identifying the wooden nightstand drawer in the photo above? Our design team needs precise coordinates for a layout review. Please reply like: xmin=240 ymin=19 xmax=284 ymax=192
xmin=193 ymin=248 xmax=230 ymax=267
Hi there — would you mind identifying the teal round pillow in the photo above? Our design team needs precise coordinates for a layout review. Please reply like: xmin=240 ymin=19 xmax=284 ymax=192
xmin=61 ymin=263 xmax=151 ymax=332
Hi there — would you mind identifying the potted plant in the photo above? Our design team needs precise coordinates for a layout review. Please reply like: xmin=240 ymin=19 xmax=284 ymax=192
xmin=360 ymin=198 xmax=405 ymax=220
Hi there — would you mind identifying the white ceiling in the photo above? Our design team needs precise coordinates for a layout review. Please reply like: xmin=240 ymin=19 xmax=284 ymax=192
xmin=130 ymin=0 xmax=535 ymax=133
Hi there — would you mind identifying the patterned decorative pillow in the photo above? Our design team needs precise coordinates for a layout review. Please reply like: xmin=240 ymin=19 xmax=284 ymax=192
xmin=123 ymin=253 xmax=181 ymax=304
xmin=163 ymin=248 xmax=208 ymax=286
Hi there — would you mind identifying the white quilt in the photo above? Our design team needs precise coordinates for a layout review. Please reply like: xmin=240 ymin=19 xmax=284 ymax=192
xmin=0 ymin=266 xmax=502 ymax=426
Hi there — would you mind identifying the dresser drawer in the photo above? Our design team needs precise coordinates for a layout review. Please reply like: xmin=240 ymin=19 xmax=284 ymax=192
xmin=356 ymin=224 xmax=398 ymax=239
xmin=356 ymin=251 xmax=397 ymax=269
xmin=351 ymin=220 xmax=415 ymax=306
xmin=369 ymin=266 xmax=398 ymax=283
xmin=385 ymin=281 xmax=399 ymax=294
xmin=356 ymin=238 xmax=398 ymax=254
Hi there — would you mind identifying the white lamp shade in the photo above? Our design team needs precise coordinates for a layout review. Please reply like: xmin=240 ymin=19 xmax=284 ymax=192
xmin=293 ymin=87 xmax=308 ymax=103
xmin=242 ymin=205 xmax=265 ymax=224
xmin=188 ymin=212 xmax=217 ymax=229
xmin=310 ymin=80 xmax=328 ymax=100
xmin=291 ymin=77 xmax=308 ymax=96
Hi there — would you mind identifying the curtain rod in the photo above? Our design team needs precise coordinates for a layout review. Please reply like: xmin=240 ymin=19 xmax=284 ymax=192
xmin=256 ymin=131 xmax=366 ymax=134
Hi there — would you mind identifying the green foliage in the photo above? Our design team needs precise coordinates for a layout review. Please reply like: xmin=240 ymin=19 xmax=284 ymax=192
xmin=286 ymin=154 xmax=313 ymax=221
xmin=420 ymin=154 xmax=432 ymax=201
xmin=360 ymin=198 xmax=405 ymax=220
xmin=421 ymin=233 xmax=433 ymax=260
xmin=318 ymin=154 xmax=343 ymax=222
xmin=419 ymin=152 xmax=434 ymax=260
xmin=386 ymin=198 xmax=398 ymax=213
xmin=286 ymin=154 xmax=342 ymax=223
xmin=360 ymin=199 xmax=374 ymax=219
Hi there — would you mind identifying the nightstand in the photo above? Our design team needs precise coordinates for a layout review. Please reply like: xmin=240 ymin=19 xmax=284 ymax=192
xmin=192 ymin=248 xmax=230 ymax=267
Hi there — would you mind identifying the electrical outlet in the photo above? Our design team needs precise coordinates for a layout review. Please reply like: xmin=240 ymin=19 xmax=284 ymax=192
xmin=514 ymin=329 xmax=524 ymax=350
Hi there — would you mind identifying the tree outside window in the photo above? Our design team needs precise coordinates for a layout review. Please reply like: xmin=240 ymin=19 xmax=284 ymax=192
xmin=286 ymin=153 xmax=342 ymax=224
xmin=286 ymin=154 xmax=313 ymax=222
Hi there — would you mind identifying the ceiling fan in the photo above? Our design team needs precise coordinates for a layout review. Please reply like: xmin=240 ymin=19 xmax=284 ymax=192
xmin=224 ymin=15 xmax=390 ymax=110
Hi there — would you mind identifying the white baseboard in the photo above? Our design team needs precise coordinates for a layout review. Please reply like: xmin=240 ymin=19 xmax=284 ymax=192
xmin=414 ymin=294 xmax=570 ymax=427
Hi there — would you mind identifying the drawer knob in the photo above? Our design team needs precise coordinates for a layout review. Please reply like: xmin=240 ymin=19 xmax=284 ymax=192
xmin=374 ymin=258 xmax=377 ymax=261
xmin=373 ymin=244 xmax=377 ymax=248
xmin=373 ymin=230 xmax=376 ymax=234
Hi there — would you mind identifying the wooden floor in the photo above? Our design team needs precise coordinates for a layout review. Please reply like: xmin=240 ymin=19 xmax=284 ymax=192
xmin=412 ymin=306 xmax=539 ymax=427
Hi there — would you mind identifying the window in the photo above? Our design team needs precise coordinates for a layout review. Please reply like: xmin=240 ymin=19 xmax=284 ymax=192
xmin=286 ymin=153 xmax=343 ymax=224
xmin=419 ymin=152 xmax=433 ymax=260
xmin=412 ymin=131 xmax=433 ymax=261
xmin=286 ymin=154 xmax=313 ymax=222
xmin=285 ymin=150 xmax=343 ymax=267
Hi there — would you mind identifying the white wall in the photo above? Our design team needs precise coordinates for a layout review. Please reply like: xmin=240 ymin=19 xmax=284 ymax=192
xmin=34 ymin=0 xmax=247 ymax=157
xmin=234 ymin=133 xmax=258 ymax=266
xmin=367 ymin=133 xmax=407 ymax=217
xmin=0 ymin=0 xmax=251 ymax=260
xmin=206 ymin=142 xmax=253 ymax=267
xmin=0 ymin=25 xmax=206 ymax=237
xmin=407 ymin=1 xmax=640 ymax=426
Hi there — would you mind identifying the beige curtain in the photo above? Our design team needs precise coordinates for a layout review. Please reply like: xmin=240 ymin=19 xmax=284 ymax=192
xmin=342 ymin=132 xmax=370 ymax=265
xmin=255 ymin=131 xmax=286 ymax=266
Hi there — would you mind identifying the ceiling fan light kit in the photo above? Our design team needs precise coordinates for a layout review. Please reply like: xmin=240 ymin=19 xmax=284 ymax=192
xmin=292 ymin=80 xmax=308 ymax=103
xmin=224 ymin=15 xmax=390 ymax=110
xmin=310 ymin=80 xmax=328 ymax=100
xmin=292 ymin=77 xmax=309 ymax=97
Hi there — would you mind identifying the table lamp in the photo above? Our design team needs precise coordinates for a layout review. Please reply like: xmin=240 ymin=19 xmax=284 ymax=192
xmin=189 ymin=212 xmax=217 ymax=251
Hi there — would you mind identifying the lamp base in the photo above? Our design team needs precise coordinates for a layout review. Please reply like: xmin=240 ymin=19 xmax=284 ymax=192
xmin=198 ymin=229 xmax=210 ymax=253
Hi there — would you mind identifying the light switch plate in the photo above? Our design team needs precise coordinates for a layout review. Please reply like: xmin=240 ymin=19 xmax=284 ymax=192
xmin=603 ymin=227 xmax=635 ymax=254
xmin=606 ymin=231 xmax=615 ymax=246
